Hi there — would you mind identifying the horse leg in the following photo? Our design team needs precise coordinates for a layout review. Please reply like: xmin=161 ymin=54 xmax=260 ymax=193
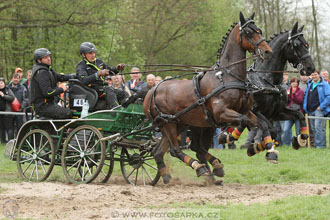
xmin=273 ymin=108 xmax=308 ymax=149
xmin=190 ymin=127 xmax=224 ymax=185
xmin=162 ymin=123 xmax=209 ymax=179
xmin=217 ymin=109 xmax=251 ymax=145
xmin=152 ymin=136 xmax=172 ymax=184
xmin=246 ymin=111 xmax=278 ymax=163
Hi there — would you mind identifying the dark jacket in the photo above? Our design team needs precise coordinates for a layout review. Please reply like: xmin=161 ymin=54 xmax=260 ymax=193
xmin=303 ymin=77 xmax=330 ymax=115
xmin=0 ymin=86 xmax=15 ymax=112
xmin=76 ymin=58 xmax=118 ymax=96
xmin=30 ymin=63 xmax=72 ymax=108
xmin=8 ymin=82 xmax=29 ymax=111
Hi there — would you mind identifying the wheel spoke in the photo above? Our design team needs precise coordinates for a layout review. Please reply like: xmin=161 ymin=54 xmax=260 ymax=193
xmin=25 ymin=139 xmax=35 ymax=152
xmin=74 ymin=134 xmax=83 ymax=152
xmin=126 ymin=167 xmax=136 ymax=179
xmin=37 ymin=157 xmax=51 ymax=165
xmin=19 ymin=157 xmax=34 ymax=164
xmin=142 ymin=167 xmax=145 ymax=186
xmin=85 ymin=151 xmax=102 ymax=156
xmin=134 ymin=168 xmax=139 ymax=185
xmin=36 ymin=139 xmax=49 ymax=154
xmin=85 ymin=131 xmax=95 ymax=151
xmin=86 ymin=140 xmax=100 ymax=154
xmin=29 ymin=162 xmax=36 ymax=181
xmin=39 ymin=161 xmax=46 ymax=175
xmin=142 ymin=165 xmax=154 ymax=182
xmin=86 ymin=156 xmax=100 ymax=167
xmin=81 ymin=159 xmax=86 ymax=181
xmin=65 ymin=154 xmax=81 ymax=159
xmin=22 ymin=159 xmax=34 ymax=175
xmin=20 ymin=149 xmax=33 ymax=157
xmin=68 ymin=144 xmax=81 ymax=153
xmin=35 ymin=160 xmax=39 ymax=181
xmin=73 ymin=159 xmax=82 ymax=180
xmin=67 ymin=159 xmax=82 ymax=171
xmin=143 ymin=161 xmax=158 ymax=171
xmin=33 ymin=133 xmax=36 ymax=152
xmin=38 ymin=135 xmax=43 ymax=149
xmin=84 ymin=158 xmax=93 ymax=177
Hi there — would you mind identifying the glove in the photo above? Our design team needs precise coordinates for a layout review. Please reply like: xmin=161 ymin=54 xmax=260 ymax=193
xmin=97 ymin=69 xmax=109 ymax=77
xmin=121 ymin=95 xmax=137 ymax=108
xmin=116 ymin=63 xmax=125 ymax=71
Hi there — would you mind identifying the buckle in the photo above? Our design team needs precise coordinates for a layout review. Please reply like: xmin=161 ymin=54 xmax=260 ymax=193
xmin=197 ymin=97 xmax=206 ymax=105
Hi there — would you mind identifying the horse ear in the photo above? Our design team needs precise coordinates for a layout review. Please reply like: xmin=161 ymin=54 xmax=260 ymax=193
xmin=298 ymin=25 xmax=305 ymax=32
xmin=292 ymin=22 xmax=298 ymax=34
xmin=240 ymin=12 xmax=246 ymax=25
xmin=249 ymin=12 xmax=255 ymax=20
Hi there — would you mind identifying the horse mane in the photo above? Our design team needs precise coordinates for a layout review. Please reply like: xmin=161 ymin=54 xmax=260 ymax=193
xmin=266 ymin=30 xmax=288 ymax=44
xmin=216 ymin=22 xmax=238 ymax=61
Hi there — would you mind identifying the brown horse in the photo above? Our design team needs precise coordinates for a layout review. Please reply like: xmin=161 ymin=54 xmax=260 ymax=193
xmin=143 ymin=12 xmax=272 ymax=184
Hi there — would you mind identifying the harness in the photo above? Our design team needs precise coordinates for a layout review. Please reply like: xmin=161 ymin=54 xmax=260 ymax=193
xmin=148 ymin=68 xmax=251 ymax=127
xmin=147 ymin=19 xmax=264 ymax=127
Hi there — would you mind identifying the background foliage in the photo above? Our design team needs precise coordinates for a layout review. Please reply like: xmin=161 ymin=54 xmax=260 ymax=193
xmin=0 ymin=0 xmax=328 ymax=80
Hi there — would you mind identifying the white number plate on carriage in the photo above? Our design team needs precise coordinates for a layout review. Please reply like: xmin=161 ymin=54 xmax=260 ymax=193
xmin=73 ymin=99 xmax=85 ymax=107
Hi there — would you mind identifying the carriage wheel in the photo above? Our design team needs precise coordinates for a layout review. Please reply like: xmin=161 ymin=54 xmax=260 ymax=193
xmin=120 ymin=147 xmax=160 ymax=186
xmin=95 ymin=152 xmax=114 ymax=183
xmin=17 ymin=129 xmax=55 ymax=181
xmin=62 ymin=125 xmax=105 ymax=184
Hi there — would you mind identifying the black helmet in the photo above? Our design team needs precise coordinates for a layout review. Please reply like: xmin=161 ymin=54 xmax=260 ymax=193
xmin=33 ymin=48 xmax=51 ymax=62
xmin=80 ymin=42 xmax=97 ymax=55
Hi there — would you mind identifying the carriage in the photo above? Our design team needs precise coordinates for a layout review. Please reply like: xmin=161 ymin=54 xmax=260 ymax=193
xmin=4 ymin=79 xmax=160 ymax=185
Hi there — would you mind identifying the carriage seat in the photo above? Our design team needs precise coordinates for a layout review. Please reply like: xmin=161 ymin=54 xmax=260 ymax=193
xmin=68 ymin=79 xmax=98 ymax=111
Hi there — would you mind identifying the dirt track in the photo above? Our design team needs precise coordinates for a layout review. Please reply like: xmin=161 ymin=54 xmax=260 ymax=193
xmin=1 ymin=178 xmax=330 ymax=220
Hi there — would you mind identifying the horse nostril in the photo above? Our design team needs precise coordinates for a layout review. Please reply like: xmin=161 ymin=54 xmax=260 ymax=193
xmin=265 ymin=50 xmax=272 ymax=55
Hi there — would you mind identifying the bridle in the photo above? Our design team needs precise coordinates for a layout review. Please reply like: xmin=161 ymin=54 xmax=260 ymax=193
xmin=287 ymin=31 xmax=311 ymax=69
xmin=239 ymin=20 xmax=266 ymax=56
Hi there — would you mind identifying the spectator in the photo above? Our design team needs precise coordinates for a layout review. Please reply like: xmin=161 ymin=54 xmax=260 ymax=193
xmin=76 ymin=42 xmax=125 ymax=109
xmin=15 ymin=68 xmax=27 ymax=85
xmin=8 ymin=73 xmax=29 ymax=134
xmin=122 ymin=74 xmax=155 ymax=107
xmin=126 ymin=67 xmax=146 ymax=95
xmin=213 ymin=128 xmax=223 ymax=150
xmin=24 ymin=69 xmax=32 ymax=89
xmin=321 ymin=70 xmax=329 ymax=84
xmin=303 ymin=70 xmax=330 ymax=148
xmin=30 ymin=48 xmax=73 ymax=119
xmin=299 ymin=74 xmax=309 ymax=91
xmin=155 ymin=76 xmax=162 ymax=85
xmin=111 ymin=75 xmax=130 ymax=105
xmin=0 ymin=78 xmax=15 ymax=143
xmin=105 ymin=76 xmax=112 ymax=87
xmin=282 ymin=72 xmax=290 ymax=90
xmin=282 ymin=77 xmax=304 ymax=146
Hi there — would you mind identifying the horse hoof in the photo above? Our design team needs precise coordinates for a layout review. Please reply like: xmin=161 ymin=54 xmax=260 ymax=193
xmin=196 ymin=166 xmax=209 ymax=177
xmin=266 ymin=152 xmax=278 ymax=164
xmin=297 ymin=135 xmax=307 ymax=147
xmin=213 ymin=168 xmax=225 ymax=177
xmin=291 ymin=136 xmax=300 ymax=150
xmin=300 ymin=134 xmax=308 ymax=140
xmin=215 ymin=180 xmax=224 ymax=186
xmin=162 ymin=174 xmax=172 ymax=184
xmin=218 ymin=132 xmax=227 ymax=144
xmin=247 ymin=146 xmax=257 ymax=156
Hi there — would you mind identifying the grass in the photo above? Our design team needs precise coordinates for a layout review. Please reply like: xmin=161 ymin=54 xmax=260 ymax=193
xmin=1 ymin=131 xmax=330 ymax=184
xmin=159 ymin=194 xmax=330 ymax=220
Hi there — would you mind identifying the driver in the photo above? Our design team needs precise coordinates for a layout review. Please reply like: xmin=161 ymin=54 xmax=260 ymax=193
xmin=76 ymin=42 xmax=125 ymax=109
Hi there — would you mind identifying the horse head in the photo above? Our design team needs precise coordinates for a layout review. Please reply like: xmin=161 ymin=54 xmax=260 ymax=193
xmin=238 ymin=12 xmax=272 ymax=58
xmin=285 ymin=22 xmax=315 ymax=76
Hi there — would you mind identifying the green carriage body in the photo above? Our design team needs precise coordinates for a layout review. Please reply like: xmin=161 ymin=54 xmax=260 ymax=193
xmin=4 ymin=104 xmax=160 ymax=185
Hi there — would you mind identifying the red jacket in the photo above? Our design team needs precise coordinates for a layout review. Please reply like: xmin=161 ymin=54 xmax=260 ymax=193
xmin=287 ymin=86 xmax=304 ymax=112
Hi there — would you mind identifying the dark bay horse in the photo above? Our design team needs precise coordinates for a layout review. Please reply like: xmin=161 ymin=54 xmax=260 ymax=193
xmin=191 ymin=23 xmax=315 ymax=173
xmin=143 ymin=12 xmax=272 ymax=184
xmin=243 ymin=22 xmax=315 ymax=156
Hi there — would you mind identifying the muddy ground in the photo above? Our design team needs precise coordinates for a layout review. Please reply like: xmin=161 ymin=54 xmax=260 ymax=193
xmin=1 ymin=178 xmax=329 ymax=220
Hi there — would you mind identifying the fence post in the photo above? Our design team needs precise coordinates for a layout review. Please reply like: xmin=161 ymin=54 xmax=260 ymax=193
xmin=305 ymin=113 xmax=310 ymax=148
